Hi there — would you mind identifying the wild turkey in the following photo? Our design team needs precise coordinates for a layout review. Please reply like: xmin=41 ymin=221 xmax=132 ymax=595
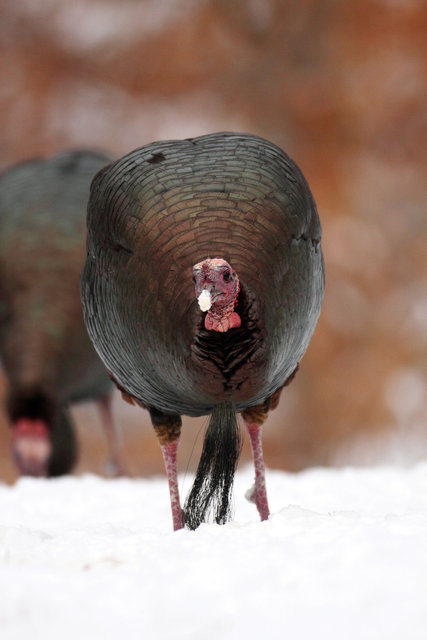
xmin=81 ymin=133 xmax=324 ymax=530
xmin=0 ymin=150 xmax=127 ymax=477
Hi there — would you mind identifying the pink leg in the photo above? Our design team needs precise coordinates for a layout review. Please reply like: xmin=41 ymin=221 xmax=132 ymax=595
xmin=244 ymin=422 xmax=270 ymax=521
xmin=160 ymin=440 xmax=184 ymax=531
xmin=97 ymin=394 xmax=129 ymax=477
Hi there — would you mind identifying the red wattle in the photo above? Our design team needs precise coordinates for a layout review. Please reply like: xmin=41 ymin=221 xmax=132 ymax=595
xmin=12 ymin=418 xmax=49 ymax=441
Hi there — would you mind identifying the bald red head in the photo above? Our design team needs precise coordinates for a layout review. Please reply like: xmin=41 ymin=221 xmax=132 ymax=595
xmin=192 ymin=257 xmax=241 ymax=332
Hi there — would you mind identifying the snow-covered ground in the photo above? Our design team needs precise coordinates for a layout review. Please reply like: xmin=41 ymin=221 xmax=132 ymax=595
xmin=1 ymin=464 xmax=427 ymax=640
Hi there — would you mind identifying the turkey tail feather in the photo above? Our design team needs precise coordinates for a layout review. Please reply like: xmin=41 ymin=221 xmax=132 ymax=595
xmin=184 ymin=401 xmax=242 ymax=530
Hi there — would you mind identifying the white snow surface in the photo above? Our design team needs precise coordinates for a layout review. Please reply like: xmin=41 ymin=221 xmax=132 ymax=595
xmin=1 ymin=464 xmax=427 ymax=640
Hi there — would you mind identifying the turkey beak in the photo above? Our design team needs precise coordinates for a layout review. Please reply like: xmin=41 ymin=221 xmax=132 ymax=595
xmin=197 ymin=289 xmax=212 ymax=312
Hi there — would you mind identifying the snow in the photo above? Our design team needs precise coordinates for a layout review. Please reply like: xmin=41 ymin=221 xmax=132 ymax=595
xmin=1 ymin=464 xmax=427 ymax=640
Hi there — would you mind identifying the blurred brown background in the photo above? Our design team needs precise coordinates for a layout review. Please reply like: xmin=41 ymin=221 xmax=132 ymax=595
xmin=0 ymin=0 xmax=426 ymax=483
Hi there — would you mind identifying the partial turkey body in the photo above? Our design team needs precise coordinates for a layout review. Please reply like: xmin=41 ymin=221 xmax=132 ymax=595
xmin=0 ymin=151 xmax=127 ymax=477
xmin=81 ymin=133 xmax=324 ymax=530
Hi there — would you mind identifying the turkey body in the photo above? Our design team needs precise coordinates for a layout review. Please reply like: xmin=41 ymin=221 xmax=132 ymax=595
xmin=0 ymin=150 xmax=120 ymax=477
xmin=81 ymin=132 xmax=324 ymax=528
xmin=82 ymin=133 xmax=324 ymax=414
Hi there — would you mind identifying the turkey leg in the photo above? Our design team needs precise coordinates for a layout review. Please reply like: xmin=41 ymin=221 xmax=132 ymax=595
xmin=97 ymin=394 xmax=129 ymax=477
xmin=242 ymin=419 xmax=270 ymax=521
xmin=242 ymin=387 xmax=285 ymax=521
xmin=150 ymin=409 xmax=184 ymax=531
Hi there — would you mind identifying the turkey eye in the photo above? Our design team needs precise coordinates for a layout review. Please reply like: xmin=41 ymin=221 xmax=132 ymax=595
xmin=192 ymin=276 xmax=197 ymax=284
xmin=223 ymin=271 xmax=231 ymax=282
